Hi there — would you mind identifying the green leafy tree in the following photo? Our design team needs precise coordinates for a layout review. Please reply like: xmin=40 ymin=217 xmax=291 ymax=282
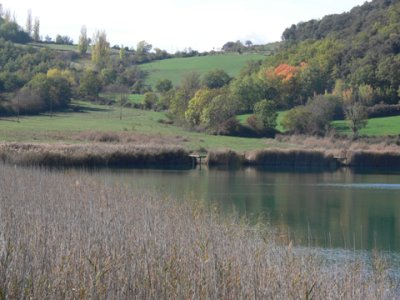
xmin=143 ymin=92 xmax=158 ymax=110
xmin=169 ymin=89 xmax=190 ymax=124
xmin=180 ymin=71 xmax=201 ymax=99
xmin=79 ymin=70 xmax=102 ymax=100
xmin=281 ymin=106 xmax=312 ymax=134
xmin=231 ymin=75 xmax=267 ymax=111
xmin=200 ymin=93 xmax=239 ymax=131
xmin=25 ymin=71 xmax=72 ymax=115
xmin=155 ymin=79 xmax=173 ymax=93
xmin=253 ymin=99 xmax=277 ymax=129
xmin=185 ymin=88 xmax=221 ymax=127
xmin=91 ymin=30 xmax=110 ymax=69
xmin=202 ymin=69 xmax=231 ymax=89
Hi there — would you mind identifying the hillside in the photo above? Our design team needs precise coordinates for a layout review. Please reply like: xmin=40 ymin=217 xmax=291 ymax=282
xmin=275 ymin=0 xmax=400 ymax=104
xmin=139 ymin=53 xmax=266 ymax=87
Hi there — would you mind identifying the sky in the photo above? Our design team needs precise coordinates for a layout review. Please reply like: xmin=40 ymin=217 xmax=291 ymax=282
xmin=1 ymin=0 xmax=368 ymax=52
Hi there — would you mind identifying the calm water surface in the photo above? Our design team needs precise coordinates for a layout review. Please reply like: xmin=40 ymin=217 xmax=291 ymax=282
xmin=95 ymin=167 xmax=400 ymax=253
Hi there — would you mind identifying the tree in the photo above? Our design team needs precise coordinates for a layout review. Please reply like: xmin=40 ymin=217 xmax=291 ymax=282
xmin=231 ymin=75 xmax=266 ymax=111
xmin=136 ymin=40 xmax=152 ymax=55
xmin=25 ymin=71 xmax=72 ymax=116
xmin=281 ymin=106 xmax=312 ymax=134
xmin=91 ymin=30 xmax=110 ymax=69
xmin=200 ymin=93 xmax=239 ymax=131
xmin=79 ymin=70 xmax=102 ymax=100
xmin=345 ymin=102 xmax=368 ymax=138
xmin=202 ymin=69 xmax=232 ymax=89
xmin=78 ymin=26 xmax=89 ymax=55
xmin=245 ymin=40 xmax=253 ymax=47
xmin=143 ymin=92 xmax=158 ymax=110
xmin=119 ymin=46 xmax=127 ymax=63
xmin=185 ymin=88 xmax=221 ymax=127
xmin=25 ymin=9 xmax=32 ymax=37
xmin=253 ymin=99 xmax=277 ymax=129
xmin=180 ymin=71 xmax=201 ymax=99
xmin=105 ymin=83 xmax=129 ymax=119
xmin=33 ymin=17 xmax=40 ymax=42
xmin=55 ymin=35 xmax=73 ymax=45
xmin=135 ymin=40 xmax=152 ymax=63
xmin=155 ymin=79 xmax=173 ymax=93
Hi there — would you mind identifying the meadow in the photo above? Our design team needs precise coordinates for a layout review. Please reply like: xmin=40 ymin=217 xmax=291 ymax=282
xmin=1 ymin=101 xmax=400 ymax=158
xmin=140 ymin=53 xmax=266 ymax=87
xmin=0 ymin=101 xmax=273 ymax=152
xmin=0 ymin=163 xmax=397 ymax=299
xmin=333 ymin=115 xmax=400 ymax=137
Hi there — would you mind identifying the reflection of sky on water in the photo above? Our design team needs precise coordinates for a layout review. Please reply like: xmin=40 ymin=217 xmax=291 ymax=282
xmin=320 ymin=183 xmax=400 ymax=190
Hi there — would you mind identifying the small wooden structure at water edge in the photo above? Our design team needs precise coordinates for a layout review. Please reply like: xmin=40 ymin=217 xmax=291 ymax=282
xmin=189 ymin=153 xmax=207 ymax=168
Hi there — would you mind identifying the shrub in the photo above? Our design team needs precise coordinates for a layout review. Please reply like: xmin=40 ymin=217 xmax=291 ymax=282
xmin=367 ymin=104 xmax=400 ymax=118
xmin=246 ymin=115 xmax=260 ymax=130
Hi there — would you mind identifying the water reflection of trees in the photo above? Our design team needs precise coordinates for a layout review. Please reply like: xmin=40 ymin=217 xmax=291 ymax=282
xmin=203 ymin=168 xmax=400 ymax=251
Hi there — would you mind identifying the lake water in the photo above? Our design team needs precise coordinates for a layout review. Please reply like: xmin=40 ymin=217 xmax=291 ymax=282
xmin=95 ymin=167 xmax=400 ymax=253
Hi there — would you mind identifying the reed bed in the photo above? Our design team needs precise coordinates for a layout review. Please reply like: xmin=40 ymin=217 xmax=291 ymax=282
xmin=245 ymin=149 xmax=338 ymax=169
xmin=206 ymin=150 xmax=244 ymax=166
xmin=348 ymin=151 xmax=400 ymax=169
xmin=0 ymin=142 xmax=192 ymax=168
xmin=0 ymin=164 xmax=398 ymax=299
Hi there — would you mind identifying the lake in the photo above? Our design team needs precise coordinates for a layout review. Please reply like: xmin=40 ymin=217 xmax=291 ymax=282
xmin=93 ymin=166 xmax=400 ymax=253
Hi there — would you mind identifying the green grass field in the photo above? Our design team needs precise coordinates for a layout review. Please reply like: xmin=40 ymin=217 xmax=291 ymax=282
xmin=0 ymin=101 xmax=275 ymax=152
xmin=140 ymin=53 xmax=266 ymax=87
xmin=333 ymin=115 xmax=400 ymax=136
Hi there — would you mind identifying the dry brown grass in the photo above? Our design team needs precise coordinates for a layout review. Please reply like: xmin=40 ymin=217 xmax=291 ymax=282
xmin=206 ymin=150 xmax=244 ymax=166
xmin=74 ymin=131 xmax=190 ymax=145
xmin=0 ymin=142 xmax=191 ymax=167
xmin=0 ymin=164 xmax=398 ymax=299
xmin=276 ymin=134 xmax=400 ymax=155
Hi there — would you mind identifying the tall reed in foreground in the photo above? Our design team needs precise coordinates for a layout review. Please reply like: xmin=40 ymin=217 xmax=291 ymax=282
xmin=0 ymin=164 xmax=397 ymax=299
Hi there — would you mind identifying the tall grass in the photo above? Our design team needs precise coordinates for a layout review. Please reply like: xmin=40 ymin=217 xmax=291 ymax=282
xmin=348 ymin=151 xmax=400 ymax=169
xmin=246 ymin=149 xmax=338 ymax=169
xmin=0 ymin=164 xmax=397 ymax=298
xmin=0 ymin=142 xmax=191 ymax=168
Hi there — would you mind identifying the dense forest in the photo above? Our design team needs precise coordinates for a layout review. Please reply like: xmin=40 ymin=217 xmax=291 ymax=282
xmin=1 ymin=0 xmax=399 ymax=138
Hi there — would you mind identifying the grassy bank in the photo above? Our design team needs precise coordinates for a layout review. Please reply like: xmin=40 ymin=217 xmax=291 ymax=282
xmin=0 ymin=164 xmax=397 ymax=298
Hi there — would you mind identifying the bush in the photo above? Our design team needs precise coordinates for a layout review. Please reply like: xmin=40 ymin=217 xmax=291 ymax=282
xmin=246 ymin=115 xmax=261 ymax=130
xmin=367 ymin=104 xmax=400 ymax=118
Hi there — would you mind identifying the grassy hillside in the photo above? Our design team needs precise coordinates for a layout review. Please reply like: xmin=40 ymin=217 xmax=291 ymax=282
xmin=140 ymin=53 xmax=266 ymax=87
xmin=0 ymin=101 xmax=275 ymax=152
xmin=333 ymin=115 xmax=400 ymax=136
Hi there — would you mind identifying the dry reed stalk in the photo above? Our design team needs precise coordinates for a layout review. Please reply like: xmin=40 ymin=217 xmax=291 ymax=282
xmin=0 ymin=142 xmax=191 ymax=168
xmin=0 ymin=164 xmax=397 ymax=299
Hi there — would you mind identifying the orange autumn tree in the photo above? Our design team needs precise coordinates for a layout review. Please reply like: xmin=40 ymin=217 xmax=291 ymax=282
xmin=264 ymin=62 xmax=308 ymax=107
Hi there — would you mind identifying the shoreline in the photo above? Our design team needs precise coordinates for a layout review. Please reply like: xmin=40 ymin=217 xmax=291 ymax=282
xmin=1 ymin=142 xmax=400 ymax=171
